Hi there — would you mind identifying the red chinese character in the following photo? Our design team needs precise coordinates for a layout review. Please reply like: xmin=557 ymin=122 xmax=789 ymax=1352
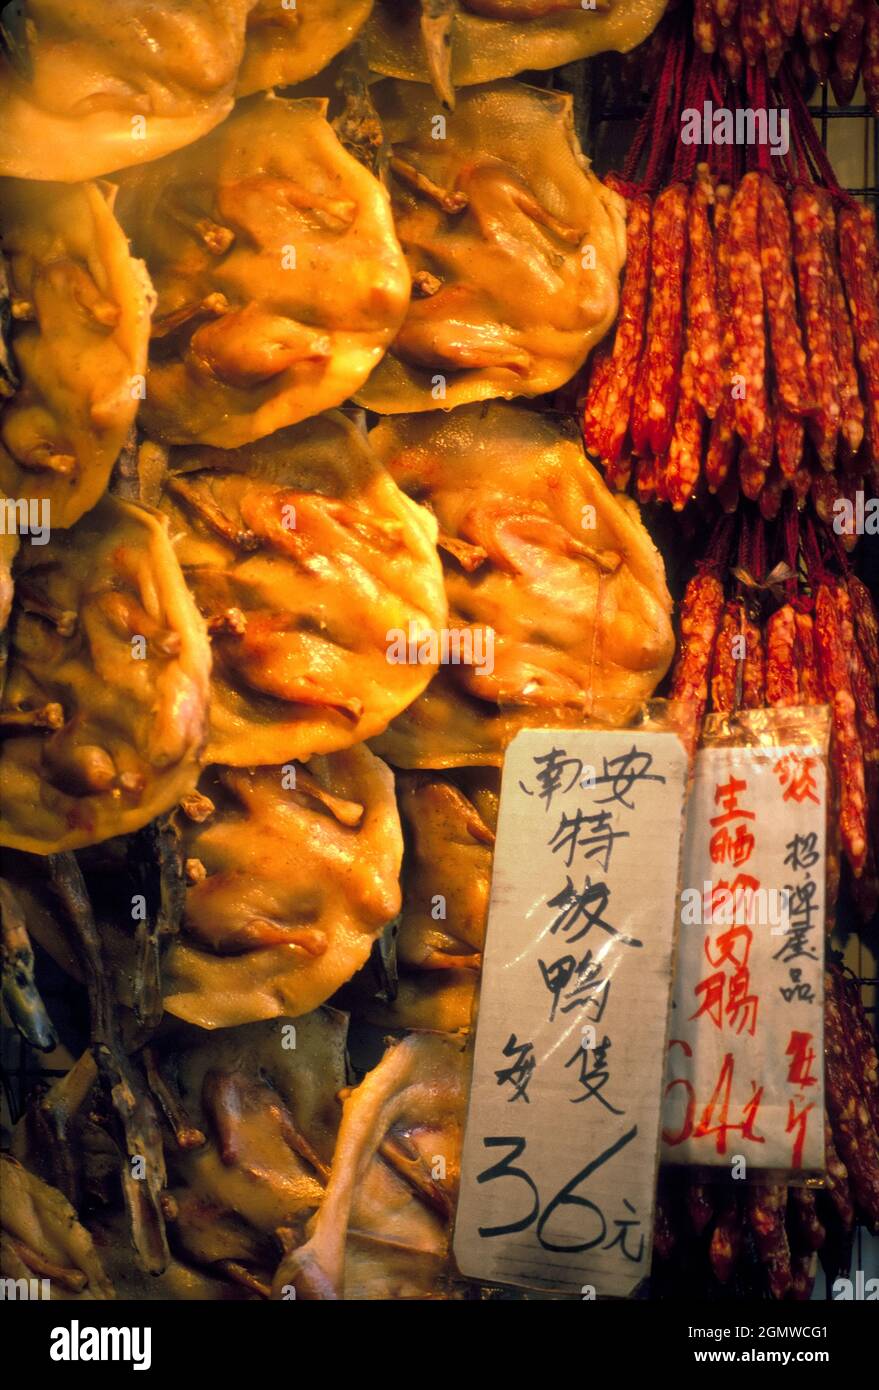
xmin=725 ymin=966 xmax=759 ymax=1036
xmin=709 ymin=821 xmax=756 ymax=865
xmin=691 ymin=971 xmax=725 ymax=1029
xmin=785 ymin=1030 xmax=818 ymax=1088
xmin=710 ymin=776 xmax=756 ymax=828
xmin=705 ymin=921 xmax=754 ymax=970
xmin=772 ymin=754 xmax=820 ymax=805
xmin=704 ymin=874 xmax=761 ymax=927
xmin=786 ymin=1097 xmax=816 ymax=1170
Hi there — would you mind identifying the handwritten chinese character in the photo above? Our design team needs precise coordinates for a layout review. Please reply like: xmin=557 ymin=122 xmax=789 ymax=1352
xmin=602 ymin=1199 xmax=645 ymax=1263
xmin=783 ymin=832 xmax=820 ymax=872
xmin=565 ymin=1034 xmax=623 ymax=1113
xmin=548 ymin=807 xmax=628 ymax=873
xmin=547 ymin=875 xmax=643 ymax=948
xmin=518 ymin=747 xmax=583 ymax=811
xmin=538 ymin=950 xmax=611 ymax=1023
xmin=495 ymin=1034 xmax=536 ymax=1103
xmin=710 ymin=775 xmax=755 ymax=828
xmin=709 ymin=821 xmax=755 ymax=866
xmin=592 ymin=745 xmax=665 ymax=810
xmin=773 ymin=754 xmax=820 ymax=805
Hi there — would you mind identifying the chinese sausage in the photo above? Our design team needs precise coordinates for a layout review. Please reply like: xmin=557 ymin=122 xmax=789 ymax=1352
xmin=157 ymin=411 xmax=447 ymax=766
xmin=0 ymin=496 xmax=211 ymax=852
xmin=355 ymin=80 xmax=625 ymax=413
xmin=0 ymin=179 xmax=153 ymax=528
xmin=363 ymin=0 xmax=668 ymax=101
xmin=0 ymin=0 xmax=256 ymax=182
xmin=115 ymin=95 xmax=410 ymax=448
xmin=369 ymin=403 xmax=675 ymax=768
xmin=163 ymin=749 xmax=403 ymax=1029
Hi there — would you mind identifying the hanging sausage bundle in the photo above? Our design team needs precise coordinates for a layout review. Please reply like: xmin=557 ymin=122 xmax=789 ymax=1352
xmin=581 ymin=35 xmax=879 ymax=527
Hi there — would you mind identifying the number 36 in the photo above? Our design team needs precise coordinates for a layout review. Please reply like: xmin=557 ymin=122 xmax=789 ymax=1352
xmin=476 ymin=1126 xmax=637 ymax=1252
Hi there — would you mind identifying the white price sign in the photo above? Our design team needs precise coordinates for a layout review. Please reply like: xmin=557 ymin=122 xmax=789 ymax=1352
xmin=454 ymin=727 xmax=688 ymax=1297
xmin=662 ymin=742 xmax=826 ymax=1174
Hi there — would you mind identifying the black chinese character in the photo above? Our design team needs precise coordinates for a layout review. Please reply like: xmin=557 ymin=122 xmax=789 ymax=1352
xmin=495 ymin=1034 xmax=536 ymax=1103
xmin=547 ymin=875 xmax=642 ymax=948
xmin=548 ymin=807 xmax=629 ymax=873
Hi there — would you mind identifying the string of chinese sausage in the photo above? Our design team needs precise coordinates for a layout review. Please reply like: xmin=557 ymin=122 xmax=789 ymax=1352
xmin=669 ymin=504 xmax=879 ymax=918
xmin=657 ymin=505 xmax=879 ymax=1302
xmin=598 ymin=26 xmax=879 ymax=1301
xmin=581 ymin=30 xmax=879 ymax=519
xmin=654 ymin=954 xmax=878 ymax=1299
xmin=693 ymin=0 xmax=879 ymax=110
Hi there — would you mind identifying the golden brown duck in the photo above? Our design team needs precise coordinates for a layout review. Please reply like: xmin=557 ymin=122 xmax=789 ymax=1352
xmin=0 ymin=179 xmax=153 ymax=528
xmin=0 ymin=0 xmax=256 ymax=181
xmin=363 ymin=0 xmax=668 ymax=105
xmin=0 ymin=1153 xmax=115 ymax=1300
xmin=355 ymin=80 xmax=624 ymax=412
xmin=163 ymin=750 xmax=403 ymax=1028
xmin=157 ymin=411 xmax=446 ymax=765
xmin=115 ymin=94 xmax=410 ymax=447
xmin=396 ymin=769 xmax=496 ymax=971
xmin=369 ymin=402 xmax=675 ymax=767
xmin=237 ymin=0 xmax=374 ymax=96
xmin=0 ymin=495 xmax=210 ymax=851
xmin=355 ymin=970 xmax=478 ymax=1033
xmin=274 ymin=1030 xmax=468 ymax=1299
xmin=151 ymin=1009 xmax=348 ymax=1297
xmin=341 ymin=768 xmax=495 ymax=1034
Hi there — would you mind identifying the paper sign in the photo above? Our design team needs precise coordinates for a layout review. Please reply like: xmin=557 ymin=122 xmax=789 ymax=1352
xmin=454 ymin=727 xmax=688 ymax=1297
xmin=662 ymin=743 xmax=826 ymax=1174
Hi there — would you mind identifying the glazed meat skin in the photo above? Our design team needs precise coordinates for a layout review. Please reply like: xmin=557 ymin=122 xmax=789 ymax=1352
xmin=163 ymin=1010 xmax=349 ymax=1255
xmin=0 ymin=493 xmax=18 ymax=634
xmin=363 ymin=0 xmax=668 ymax=95
xmin=116 ymin=95 xmax=410 ymax=447
xmin=0 ymin=179 xmax=153 ymax=528
xmin=237 ymin=0 xmax=375 ymax=96
xmin=0 ymin=1154 xmax=114 ymax=1300
xmin=0 ymin=0 xmax=255 ymax=181
xmin=347 ymin=768 xmax=495 ymax=1034
xmin=369 ymin=402 xmax=674 ymax=767
xmin=355 ymin=80 xmax=624 ymax=412
xmin=396 ymin=770 xmax=495 ymax=970
xmin=150 ymin=1017 xmax=465 ymax=1300
xmin=274 ymin=1031 xmax=468 ymax=1300
xmin=158 ymin=411 xmax=447 ymax=766
xmin=0 ymin=496 xmax=211 ymax=852
xmin=164 ymin=750 xmax=403 ymax=1028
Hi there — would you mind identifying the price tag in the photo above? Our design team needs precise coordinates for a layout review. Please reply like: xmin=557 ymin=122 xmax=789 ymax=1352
xmin=662 ymin=742 xmax=826 ymax=1174
xmin=454 ymin=727 xmax=688 ymax=1297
